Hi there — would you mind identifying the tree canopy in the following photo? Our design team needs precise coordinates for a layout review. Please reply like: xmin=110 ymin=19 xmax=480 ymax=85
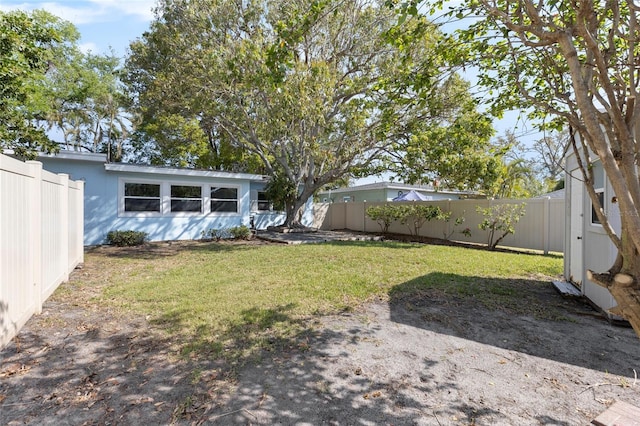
xmin=0 ymin=10 xmax=62 ymax=158
xmin=45 ymin=50 xmax=131 ymax=161
xmin=416 ymin=0 xmax=640 ymax=335
xmin=384 ymin=74 xmax=502 ymax=193
xmin=125 ymin=0 xmax=495 ymax=225
xmin=0 ymin=9 xmax=131 ymax=160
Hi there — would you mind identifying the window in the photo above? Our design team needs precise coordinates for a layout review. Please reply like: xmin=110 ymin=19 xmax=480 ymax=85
xmin=120 ymin=180 xmax=241 ymax=216
xmin=591 ymin=162 xmax=605 ymax=225
xmin=124 ymin=183 xmax=161 ymax=212
xmin=257 ymin=191 xmax=271 ymax=211
xmin=171 ymin=185 xmax=202 ymax=213
xmin=211 ymin=187 xmax=238 ymax=212
xmin=591 ymin=190 xmax=605 ymax=225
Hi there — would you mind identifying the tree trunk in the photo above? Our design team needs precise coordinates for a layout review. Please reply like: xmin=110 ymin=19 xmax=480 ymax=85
xmin=282 ymin=198 xmax=307 ymax=228
xmin=588 ymin=220 xmax=640 ymax=337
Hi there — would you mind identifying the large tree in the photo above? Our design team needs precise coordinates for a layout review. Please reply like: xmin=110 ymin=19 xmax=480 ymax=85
xmin=0 ymin=10 xmax=62 ymax=158
xmin=415 ymin=0 xmax=640 ymax=335
xmin=384 ymin=74 xmax=503 ymax=193
xmin=125 ymin=0 xmax=486 ymax=226
xmin=531 ymin=129 xmax=570 ymax=187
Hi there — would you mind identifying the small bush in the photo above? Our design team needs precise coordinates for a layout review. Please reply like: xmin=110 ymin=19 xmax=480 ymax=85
xmin=106 ymin=230 xmax=148 ymax=247
xmin=201 ymin=228 xmax=231 ymax=240
xmin=229 ymin=225 xmax=252 ymax=240
xmin=443 ymin=213 xmax=470 ymax=240
xmin=477 ymin=203 xmax=527 ymax=249
xmin=366 ymin=204 xmax=403 ymax=233
xmin=399 ymin=204 xmax=448 ymax=236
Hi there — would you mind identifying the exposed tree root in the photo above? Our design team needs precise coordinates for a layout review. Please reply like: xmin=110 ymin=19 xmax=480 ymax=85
xmin=588 ymin=270 xmax=640 ymax=338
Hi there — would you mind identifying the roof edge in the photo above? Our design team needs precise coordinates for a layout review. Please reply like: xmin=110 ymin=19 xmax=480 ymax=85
xmin=104 ymin=163 xmax=269 ymax=181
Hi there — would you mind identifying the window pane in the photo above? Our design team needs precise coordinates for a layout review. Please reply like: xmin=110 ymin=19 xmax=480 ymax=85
xmin=171 ymin=185 xmax=201 ymax=198
xmin=171 ymin=199 xmax=202 ymax=212
xmin=125 ymin=198 xmax=161 ymax=212
xmin=211 ymin=200 xmax=237 ymax=212
xmin=593 ymin=162 xmax=605 ymax=189
xmin=591 ymin=191 xmax=604 ymax=224
xmin=125 ymin=183 xmax=160 ymax=197
xmin=211 ymin=187 xmax=237 ymax=200
xmin=257 ymin=191 xmax=270 ymax=211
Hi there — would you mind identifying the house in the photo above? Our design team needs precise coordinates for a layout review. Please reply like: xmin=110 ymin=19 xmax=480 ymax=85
xmin=37 ymin=151 xmax=312 ymax=245
xmin=564 ymin=151 xmax=621 ymax=315
xmin=317 ymin=182 xmax=482 ymax=203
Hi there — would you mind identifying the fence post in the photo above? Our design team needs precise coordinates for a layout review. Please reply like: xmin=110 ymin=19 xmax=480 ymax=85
xmin=543 ymin=197 xmax=550 ymax=255
xmin=363 ymin=201 xmax=366 ymax=233
xmin=77 ymin=180 xmax=85 ymax=264
xmin=26 ymin=161 xmax=43 ymax=314
xmin=446 ymin=199 xmax=451 ymax=239
xmin=344 ymin=202 xmax=348 ymax=230
xmin=58 ymin=174 xmax=70 ymax=283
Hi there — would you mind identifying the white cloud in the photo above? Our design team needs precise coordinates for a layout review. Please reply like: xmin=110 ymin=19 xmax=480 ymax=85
xmin=88 ymin=0 xmax=156 ymax=21
xmin=78 ymin=41 xmax=99 ymax=53
xmin=1 ymin=1 xmax=155 ymax=25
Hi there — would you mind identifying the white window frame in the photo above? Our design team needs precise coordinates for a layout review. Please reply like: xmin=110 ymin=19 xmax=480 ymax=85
xmin=119 ymin=179 xmax=163 ymax=217
xmin=208 ymin=184 xmax=241 ymax=216
xmin=257 ymin=191 xmax=271 ymax=212
xmin=169 ymin=183 xmax=203 ymax=215
xmin=118 ymin=179 xmax=242 ymax=217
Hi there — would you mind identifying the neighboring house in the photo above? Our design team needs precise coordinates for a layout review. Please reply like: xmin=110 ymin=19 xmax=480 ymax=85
xmin=564 ymin=151 xmax=620 ymax=316
xmin=317 ymin=182 xmax=482 ymax=203
xmin=37 ymin=151 xmax=311 ymax=245
xmin=534 ymin=189 xmax=565 ymax=199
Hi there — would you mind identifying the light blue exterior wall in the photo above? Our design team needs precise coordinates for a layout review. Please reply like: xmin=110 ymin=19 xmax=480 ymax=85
xmin=38 ymin=153 xmax=311 ymax=245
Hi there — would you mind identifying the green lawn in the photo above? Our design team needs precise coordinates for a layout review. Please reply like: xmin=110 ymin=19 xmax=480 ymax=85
xmin=77 ymin=241 xmax=563 ymax=360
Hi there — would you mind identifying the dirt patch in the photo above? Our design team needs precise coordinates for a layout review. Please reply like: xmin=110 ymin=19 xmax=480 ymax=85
xmin=1 ymin=240 xmax=639 ymax=425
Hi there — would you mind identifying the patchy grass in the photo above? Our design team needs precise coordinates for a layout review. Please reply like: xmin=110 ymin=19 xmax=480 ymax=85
xmin=71 ymin=240 xmax=563 ymax=362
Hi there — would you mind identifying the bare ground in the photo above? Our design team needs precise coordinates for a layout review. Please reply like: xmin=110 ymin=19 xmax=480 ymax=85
xmin=1 ymin=240 xmax=639 ymax=425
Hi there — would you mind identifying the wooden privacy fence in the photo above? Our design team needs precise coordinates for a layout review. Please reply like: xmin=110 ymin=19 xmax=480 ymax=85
xmin=314 ymin=197 xmax=564 ymax=254
xmin=1 ymin=154 xmax=84 ymax=348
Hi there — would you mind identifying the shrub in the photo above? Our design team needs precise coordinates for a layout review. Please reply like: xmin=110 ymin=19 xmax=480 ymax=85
xmin=201 ymin=228 xmax=231 ymax=241
xmin=229 ymin=225 xmax=252 ymax=240
xmin=399 ymin=204 xmax=448 ymax=236
xmin=106 ymin=230 xmax=148 ymax=247
xmin=443 ymin=213 xmax=470 ymax=240
xmin=366 ymin=204 xmax=403 ymax=233
xmin=477 ymin=203 xmax=527 ymax=250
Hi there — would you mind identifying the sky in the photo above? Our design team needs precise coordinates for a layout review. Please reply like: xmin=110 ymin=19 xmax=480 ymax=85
xmin=1 ymin=0 xmax=156 ymax=56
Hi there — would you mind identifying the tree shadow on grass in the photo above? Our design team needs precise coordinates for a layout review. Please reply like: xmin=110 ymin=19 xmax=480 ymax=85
xmin=388 ymin=272 xmax=640 ymax=378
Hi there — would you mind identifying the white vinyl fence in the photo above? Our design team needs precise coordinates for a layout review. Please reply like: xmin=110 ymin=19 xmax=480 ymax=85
xmin=1 ymin=154 xmax=84 ymax=348
xmin=314 ymin=197 xmax=564 ymax=254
